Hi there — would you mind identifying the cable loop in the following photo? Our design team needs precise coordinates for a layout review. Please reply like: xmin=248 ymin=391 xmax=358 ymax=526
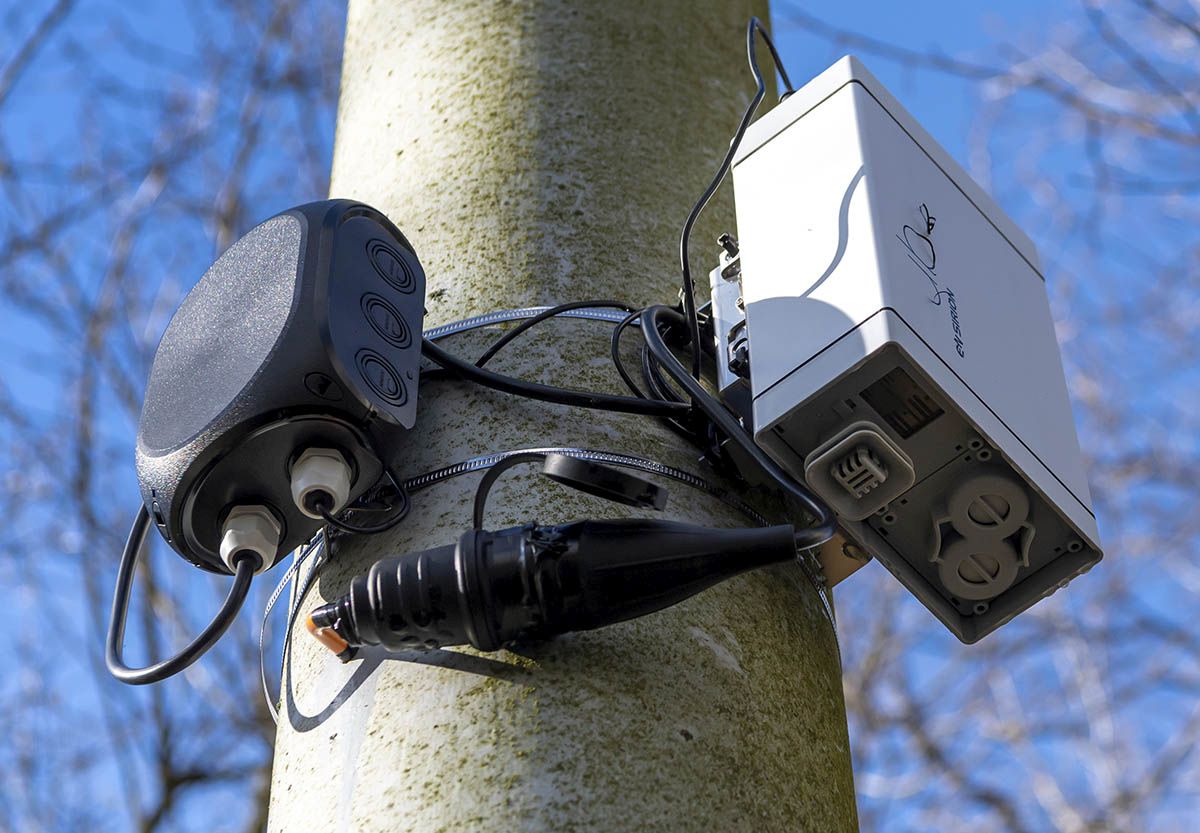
xmin=677 ymin=17 xmax=795 ymax=381
xmin=106 ymin=506 xmax=257 ymax=685
xmin=259 ymin=534 xmax=325 ymax=723
xmin=639 ymin=306 xmax=836 ymax=549
xmin=318 ymin=469 xmax=412 ymax=536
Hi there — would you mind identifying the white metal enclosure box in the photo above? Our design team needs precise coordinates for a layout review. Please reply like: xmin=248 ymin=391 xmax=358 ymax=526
xmin=725 ymin=56 xmax=1102 ymax=642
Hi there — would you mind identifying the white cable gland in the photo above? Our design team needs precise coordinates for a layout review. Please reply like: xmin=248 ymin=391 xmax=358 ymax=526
xmin=290 ymin=447 xmax=353 ymax=519
xmin=219 ymin=505 xmax=280 ymax=575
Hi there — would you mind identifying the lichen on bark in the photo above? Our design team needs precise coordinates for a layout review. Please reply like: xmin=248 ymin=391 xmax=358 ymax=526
xmin=268 ymin=2 xmax=859 ymax=830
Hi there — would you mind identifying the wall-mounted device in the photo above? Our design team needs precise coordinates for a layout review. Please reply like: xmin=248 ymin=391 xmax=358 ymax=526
xmin=108 ymin=199 xmax=425 ymax=684
xmin=714 ymin=56 xmax=1102 ymax=642
xmin=109 ymin=27 xmax=1106 ymax=689
xmin=136 ymin=199 xmax=424 ymax=574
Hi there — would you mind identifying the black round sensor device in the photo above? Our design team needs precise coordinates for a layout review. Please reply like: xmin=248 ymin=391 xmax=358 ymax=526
xmin=136 ymin=199 xmax=426 ymax=573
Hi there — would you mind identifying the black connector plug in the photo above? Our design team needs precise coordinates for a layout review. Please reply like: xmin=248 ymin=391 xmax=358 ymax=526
xmin=307 ymin=519 xmax=798 ymax=657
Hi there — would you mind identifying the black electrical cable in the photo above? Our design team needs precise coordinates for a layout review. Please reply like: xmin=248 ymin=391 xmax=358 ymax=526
xmin=613 ymin=309 xmax=715 ymax=452
xmin=609 ymin=308 xmax=649 ymax=400
xmin=639 ymin=306 xmax=836 ymax=549
xmin=677 ymin=17 xmax=795 ymax=381
xmin=637 ymin=339 xmax=730 ymax=470
xmin=623 ymin=331 xmax=715 ymax=451
xmin=750 ymin=16 xmax=794 ymax=93
xmin=475 ymin=299 xmax=636 ymax=368
xmin=318 ymin=471 xmax=412 ymax=536
xmin=642 ymin=342 xmax=685 ymax=404
xmin=471 ymin=452 xmax=547 ymax=529
xmin=421 ymin=336 xmax=692 ymax=418
xmin=259 ymin=533 xmax=325 ymax=723
xmin=639 ymin=344 xmax=669 ymax=402
xmin=106 ymin=506 xmax=257 ymax=685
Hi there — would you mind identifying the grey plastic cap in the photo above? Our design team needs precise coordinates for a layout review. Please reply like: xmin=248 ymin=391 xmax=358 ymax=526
xmin=937 ymin=535 xmax=1021 ymax=601
xmin=946 ymin=473 xmax=1030 ymax=540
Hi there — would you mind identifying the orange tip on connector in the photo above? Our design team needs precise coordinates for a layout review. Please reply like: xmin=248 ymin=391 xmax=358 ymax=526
xmin=306 ymin=614 xmax=351 ymax=657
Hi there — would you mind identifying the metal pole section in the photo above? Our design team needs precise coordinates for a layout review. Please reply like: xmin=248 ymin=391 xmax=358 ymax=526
xmin=268 ymin=1 xmax=859 ymax=830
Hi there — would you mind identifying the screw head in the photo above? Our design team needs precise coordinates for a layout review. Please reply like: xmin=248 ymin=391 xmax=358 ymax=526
xmin=841 ymin=542 xmax=870 ymax=562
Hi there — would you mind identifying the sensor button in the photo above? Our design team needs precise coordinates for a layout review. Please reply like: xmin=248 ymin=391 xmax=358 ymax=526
xmin=356 ymin=349 xmax=407 ymax=406
xmin=361 ymin=293 xmax=411 ymax=348
xmin=367 ymin=239 xmax=416 ymax=293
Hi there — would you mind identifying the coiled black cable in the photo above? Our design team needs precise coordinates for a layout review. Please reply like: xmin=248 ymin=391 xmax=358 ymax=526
xmin=639 ymin=305 xmax=835 ymax=549
xmin=318 ymin=473 xmax=412 ymax=536
xmin=106 ymin=506 xmax=257 ymax=685
xmin=421 ymin=336 xmax=691 ymax=417
xmin=609 ymin=308 xmax=649 ymax=400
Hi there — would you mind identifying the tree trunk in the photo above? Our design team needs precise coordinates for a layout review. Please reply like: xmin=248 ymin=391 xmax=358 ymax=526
xmin=267 ymin=1 xmax=859 ymax=829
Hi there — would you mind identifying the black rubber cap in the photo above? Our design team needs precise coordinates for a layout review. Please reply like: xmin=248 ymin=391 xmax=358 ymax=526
xmin=540 ymin=454 xmax=667 ymax=510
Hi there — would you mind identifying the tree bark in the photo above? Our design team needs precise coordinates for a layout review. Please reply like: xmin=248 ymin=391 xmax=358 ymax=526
xmin=268 ymin=1 xmax=859 ymax=829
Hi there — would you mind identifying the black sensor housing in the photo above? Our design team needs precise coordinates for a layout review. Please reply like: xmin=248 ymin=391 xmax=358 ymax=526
xmin=136 ymin=200 xmax=425 ymax=573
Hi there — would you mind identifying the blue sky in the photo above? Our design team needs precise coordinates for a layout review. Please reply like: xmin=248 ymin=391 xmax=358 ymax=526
xmin=10 ymin=1 xmax=1190 ymax=831
xmin=0 ymin=0 xmax=1074 ymax=448
xmin=776 ymin=0 xmax=1070 ymax=160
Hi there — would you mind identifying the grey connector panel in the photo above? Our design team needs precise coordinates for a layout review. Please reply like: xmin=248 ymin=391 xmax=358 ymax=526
xmin=714 ymin=56 xmax=1102 ymax=642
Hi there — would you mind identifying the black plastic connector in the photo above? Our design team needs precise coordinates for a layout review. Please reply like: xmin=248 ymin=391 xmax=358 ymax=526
xmin=307 ymin=519 xmax=798 ymax=656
